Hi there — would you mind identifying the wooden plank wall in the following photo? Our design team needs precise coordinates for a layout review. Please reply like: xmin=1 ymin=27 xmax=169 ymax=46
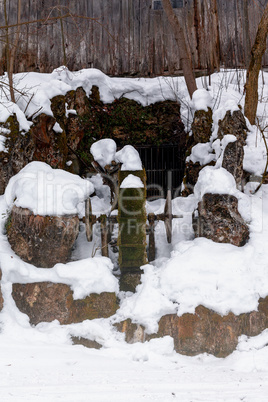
xmin=0 ymin=0 xmax=267 ymax=76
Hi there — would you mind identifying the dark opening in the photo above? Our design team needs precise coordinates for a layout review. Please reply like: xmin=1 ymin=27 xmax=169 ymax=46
xmin=135 ymin=144 xmax=185 ymax=199
xmin=153 ymin=0 xmax=184 ymax=10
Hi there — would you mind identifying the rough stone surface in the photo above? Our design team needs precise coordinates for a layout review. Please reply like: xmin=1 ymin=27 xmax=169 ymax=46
xmin=0 ymin=269 xmax=3 ymax=311
xmin=12 ymin=282 xmax=118 ymax=325
xmin=116 ymin=296 xmax=268 ymax=357
xmin=217 ymin=109 xmax=248 ymax=145
xmin=191 ymin=108 xmax=213 ymax=143
xmin=182 ymin=109 xmax=213 ymax=196
xmin=71 ymin=336 xmax=102 ymax=349
xmin=0 ymin=115 xmax=35 ymax=195
xmin=182 ymin=160 xmax=215 ymax=196
xmin=0 ymin=89 xmax=187 ymax=192
xmin=115 ymin=319 xmax=146 ymax=343
xmin=119 ymin=272 xmax=142 ymax=293
xmin=31 ymin=113 xmax=68 ymax=169
xmin=7 ymin=206 xmax=80 ymax=268
xmin=193 ymin=193 xmax=249 ymax=247
xmin=222 ymin=140 xmax=244 ymax=187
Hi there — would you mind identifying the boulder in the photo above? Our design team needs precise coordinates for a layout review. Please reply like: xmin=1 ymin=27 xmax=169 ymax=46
xmin=0 ymin=115 xmax=35 ymax=195
xmin=222 ymin=140 xmax=244 ymax=187
xmin=193 ymin=193 xmax=249 ymax=247
xmin=191 ymin=108 xmax=213 ymax=143
xmin=71 ymin=337 xmax=102 ymax=349
xmin=182 ymin=109 xmax=213 ymax=195
xmin=217 ymin=109 xmax=248 ymax=145
xmin=156 ymin=298 xmax=268 ymax=357
xmin=7 ymin=206 xmax=79 ymax=268
xmin=115 ymin=319 xmax=146 ymax=343
xmin=12 ymin=282 xmax=118 ymax=325
xmin=31 ymin=113 xmax=68 ymax=169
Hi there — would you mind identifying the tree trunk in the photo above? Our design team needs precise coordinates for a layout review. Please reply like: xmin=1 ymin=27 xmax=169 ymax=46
xmin=4 ymin=0 xmax=22 ymax=103
xmin=161 ymin=0 xmax=197 ymax=98
xmin=244 ymin=4 xmax=268 ymax=125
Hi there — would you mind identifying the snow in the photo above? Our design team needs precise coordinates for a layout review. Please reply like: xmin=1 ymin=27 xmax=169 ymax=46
xmin=1 ymin=67 xmax=268 ymax=400
xmin=90 ymin=139 xmax=117 ymax=169
xmin=120 ymin=174 xmax=144 ymax=188
xmin=194 ymin=166 xmax=237 ymax=197
xmin=192 ymin=88 xmax=213 ymax=111
xmin=4 ymin=161 xmax=94 ymax=216
xmin=115 ymin=145 xmax=143 ymax=171
xmin=188 ymin=142 xmax=215 ymax=165
xmin=0 ymin=135 xmax=7 ymax=152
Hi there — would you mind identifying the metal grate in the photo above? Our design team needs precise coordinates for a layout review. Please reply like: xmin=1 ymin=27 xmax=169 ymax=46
xmin=135 ymin=144 xmax=185 ymax=199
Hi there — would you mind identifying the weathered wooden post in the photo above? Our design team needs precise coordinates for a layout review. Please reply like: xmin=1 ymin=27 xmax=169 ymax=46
xmin=118 ymin=169 xmax=148 ymax=292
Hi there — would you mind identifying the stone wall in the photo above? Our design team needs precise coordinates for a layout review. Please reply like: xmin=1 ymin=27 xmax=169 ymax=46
xmin=0 ymin=86 xmax=186 ymax=195
xmin=117 ymin=296 xmax=268 ymax=357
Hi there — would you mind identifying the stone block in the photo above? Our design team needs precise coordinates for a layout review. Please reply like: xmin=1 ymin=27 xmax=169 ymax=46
xmin=7 ymin=206 xmax=79 ymax=268
xmin=116 ymin=297 xmax=268 ymax=357
xmin=12 ymin=282 xmax=118 ymax=325
xmin=193 ymin=193 xmax=249 ymax=247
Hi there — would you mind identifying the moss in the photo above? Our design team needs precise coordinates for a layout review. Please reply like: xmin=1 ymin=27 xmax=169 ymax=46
xmin=50 ymin=95 xmax=66 ymax=129
xmin=191 ymin=108 xmax=213 ymax=143
xmin=48 ymin=85 xmax=186 ymax=174
xmin=117 ymin=169 xmax=148 ymax=274
xmin=119 ymin=272 xmax=142 ymax=292
xmin=90 ymin=85 xmax=101 ymax=104
xmin=75 ymin=90 xmax=186 ymax=169
xmin=68 ymin=292 xmax=119 ymax=322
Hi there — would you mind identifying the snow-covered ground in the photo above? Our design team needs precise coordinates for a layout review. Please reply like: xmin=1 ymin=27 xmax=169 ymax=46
xmin=1 ymin=67 xmax=268 ymax=401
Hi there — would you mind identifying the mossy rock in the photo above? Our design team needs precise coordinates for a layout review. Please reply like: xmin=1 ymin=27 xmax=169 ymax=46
xmin=12 ymin=282 xmax=119 ymax=325
xmin=75 ymin=90 xmax=186 ymax=170
xmin=191 ymin=108 xmax=213 ymax=143
xmin=50 ymin=95 xmax=66 ymax=129
xmin=7 ymin=206 xmax=80 ymax=268
xmin=0 ymin=114 xmax=35 ymax=195
xmin=119 ymin=272 xmax=143 ymax=292
xmin=115 ymin=296 xmax=268 ymax=357
xmin=217 ymin=109 xmax=248 ymax=144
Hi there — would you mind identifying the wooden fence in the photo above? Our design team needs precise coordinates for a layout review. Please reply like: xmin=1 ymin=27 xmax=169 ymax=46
xmin=0 ymin=0 xmax=267 ymax=76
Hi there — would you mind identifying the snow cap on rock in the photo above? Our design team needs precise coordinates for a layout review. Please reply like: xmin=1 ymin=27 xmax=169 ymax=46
xmin=115 ymin=145 xmax=142 ymax=171
xmin=4 ymin=161 xmax=94 ymax=216
xmin=194 ymin=166 xmax=237 ymax=199
xmin=120 ymin=174 xmax=144 ymax=188
xmin=90 ymin=139 xmax=117 ymax=169
xmin=192 ymin=88 xmax=213 ymax=112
